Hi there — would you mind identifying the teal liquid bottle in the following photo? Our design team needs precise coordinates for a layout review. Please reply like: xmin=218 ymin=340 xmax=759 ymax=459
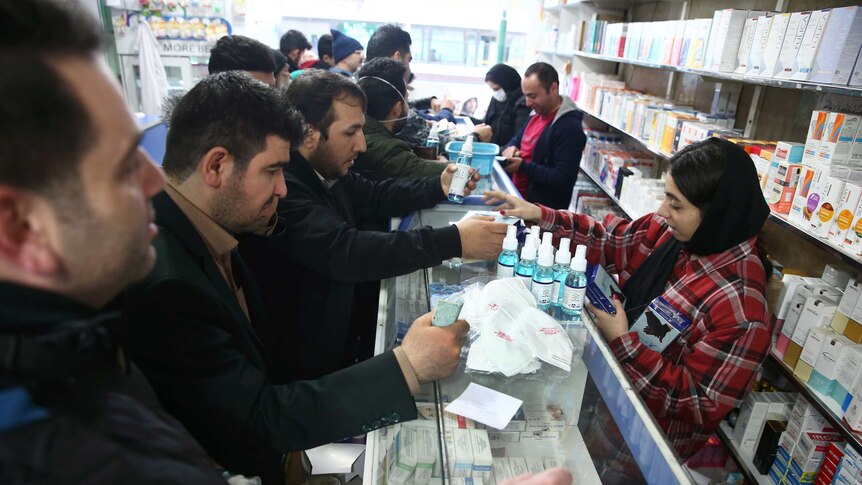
xmin=561 ymin=245 xmax=588 ymax=320
xmin=496 ymin=225 xmax=519 ymax=278
xmin=552 ymin=238 xmax=572 ymax=307
xmin=515 ymin=243 xmax=537 ymax=290
xmin=532 ymin=246 xmax=555 ymax=311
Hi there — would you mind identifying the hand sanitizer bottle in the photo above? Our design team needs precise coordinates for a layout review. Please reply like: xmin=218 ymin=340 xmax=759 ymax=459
xmin=426 ymin=125 xmax=440 ymax=154
xmin=532 ymin=245 xmax=555 ymax=311
xmin=515 ymin=242 xmax=537 ymax=289
xmin=562 ymin=245 xmax=588 ymax=320
xmin=496 ymin=225 xmax=519 ymax=279
xmin=552 ymin=238 xmax=572 ymax=307
xmin=447 ymin=135 xmax=474 ymax=203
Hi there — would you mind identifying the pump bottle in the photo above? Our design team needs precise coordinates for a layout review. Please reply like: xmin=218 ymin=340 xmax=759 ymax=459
xmin=532 ymin=246 xmax=555 ymax=311
xmin=515 ymin=242 xmax=537 ymax=289
xmin=496 ymin=225 xmax=519 ymax=278
xmin=562 ymin=245 xmax=588 ymax=320
xmin=552 ymin=238 xmax=572 ymax=307
xmin=447 ymin=135 xmax=474 ymax=203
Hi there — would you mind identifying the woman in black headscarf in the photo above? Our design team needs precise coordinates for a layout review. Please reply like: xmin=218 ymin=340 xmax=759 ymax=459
xmin=483 ymin=138 xmax=772 ymax=461
xmin=471 ymin=63 xmax=532 ymax=146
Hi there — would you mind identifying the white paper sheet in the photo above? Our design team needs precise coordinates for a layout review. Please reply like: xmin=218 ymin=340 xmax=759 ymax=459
xmin=444 ymin=383 xmax=524 ymax=430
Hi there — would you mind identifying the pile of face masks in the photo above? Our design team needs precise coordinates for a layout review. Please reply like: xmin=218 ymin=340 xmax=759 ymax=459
xmin=457 ymin=278 xmax=574 ymax=377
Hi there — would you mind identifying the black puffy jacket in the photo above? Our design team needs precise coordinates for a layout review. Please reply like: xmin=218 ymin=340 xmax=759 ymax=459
xmin=0 ymin=283 xmax=225 ymax=484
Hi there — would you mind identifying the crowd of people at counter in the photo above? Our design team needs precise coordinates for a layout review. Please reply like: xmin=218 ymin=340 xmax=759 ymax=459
xmin=0 ymin=0 xmax=773 ymax=483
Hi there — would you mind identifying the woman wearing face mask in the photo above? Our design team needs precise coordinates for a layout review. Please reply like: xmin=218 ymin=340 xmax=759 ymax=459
xmin=471 ymin=64 xmax=532 ymax=146
xmin=484 ymin=138 xmax=772 ymax=462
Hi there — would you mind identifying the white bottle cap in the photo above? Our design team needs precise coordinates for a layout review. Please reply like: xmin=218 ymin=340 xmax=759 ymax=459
xmin=571 ymin=244 xmax=587 ymax=272
xmin=555 ymin=238 xmax=572 ymax=265
xmin=502 ymin=225 xmax=518 ymax=251
xmin=537 ymin=245 xmax=554 ymax=267
xmin=542 ymin=232 xmax=553 ymax=248
xmin=462 ymin=135 xmax=474 ymax=155
xmin=521 ymin=242 xmax=537 ymax=260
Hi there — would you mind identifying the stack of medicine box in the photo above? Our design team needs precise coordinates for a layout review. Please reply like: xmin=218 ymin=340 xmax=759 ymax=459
xmin=830 ymin=445 xmax=862 ymax=484
xmin=812 ymin=442 xmax=844 ymax=485
xmin=731 ymin=391 xmax=796 ymax=456
xmin=774 ymin=265 xmax=850 ymax=368
xmin=769 ymin=394 xmax=844 ymax=485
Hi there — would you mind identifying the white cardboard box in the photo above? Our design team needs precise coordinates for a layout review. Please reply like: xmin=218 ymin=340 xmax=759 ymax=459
xmin=808 ymin=6 xmax=862 ymax=85
xmin=791 ymin=9 xmax=833 ymax=81
xmin=829 ymin=186 xmax=862 ymax=245
xmin=776 ymin=11 xmax=813 ymax=79
xmin=790 ymin=295 xmax=839 ymax=347
xmin=735 ymin=17 xmax=759 ymax=74
xmin=833 ymin=345 xmax=862 ymax=410
xmin=746 ymin=14 xmax=775 ymax=76
xmin=388 ymin=427 xmax=418 ymax=484
xmin=469 ymin=430 xmax=492 ymax=481
xmin=451 ymin=429 xmax=473 ymax=478
xmin=758 ymin=13 xmax=792 ymax=77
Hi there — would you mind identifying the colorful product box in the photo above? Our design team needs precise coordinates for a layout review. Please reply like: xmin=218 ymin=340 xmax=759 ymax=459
xmin=829 ymin=185 xmax=862 ymax=246
xmin=817 ymin=113 xmax=862 ymax=166
xmin=841 ymin=197 xmax=862 ymax=256
xmin=810 ymin=175 xmax=847 ymax=238
xmin=810 ymin=331 xmax=853 ymax=395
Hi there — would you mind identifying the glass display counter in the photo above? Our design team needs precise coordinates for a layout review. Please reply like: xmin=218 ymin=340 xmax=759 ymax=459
xmin=363 ymin=164 xmax=694 ymax=484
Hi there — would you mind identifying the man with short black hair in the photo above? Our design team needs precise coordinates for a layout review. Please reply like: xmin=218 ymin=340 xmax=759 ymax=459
xmin=354 ymin=57 xmax=446 ymax=180
xmin=501 ymin=62 xmax=586 ymax=209
xmin=310 ymin=33 xmax=335 ymax=69
xmin=0 ymin=0 xmax=225 ymax=481
xmin=120 ymin=71 xmax=468 ymax=484
xmin=239 ymin=69 xmax=507 ymax=383
xmin=208 ymin=34 xmax=276 ymax=86
xmin=279 ymin=29 xmax=311 ymax=72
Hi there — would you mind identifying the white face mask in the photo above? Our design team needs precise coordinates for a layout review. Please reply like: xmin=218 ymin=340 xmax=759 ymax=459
xmin=492 ymin=88 xmax=507 ymax=102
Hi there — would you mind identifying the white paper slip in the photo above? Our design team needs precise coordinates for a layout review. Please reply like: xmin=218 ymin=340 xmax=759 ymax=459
xmin=450 ymin=210 xmax=521 ymax=225
xmin=445 ymin=383 xmax=524 ymax=431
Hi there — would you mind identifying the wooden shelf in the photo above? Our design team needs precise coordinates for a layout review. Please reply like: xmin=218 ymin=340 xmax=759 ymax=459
xmin=578 ymin=107 xmax=862 ymax=272
xmin=716 ymin=422 xmax=772 ymax=485
xmin=573 ymin=50 xmax=862 ymax=98
xmin=768 ymin=348 xmax=862 ymax=455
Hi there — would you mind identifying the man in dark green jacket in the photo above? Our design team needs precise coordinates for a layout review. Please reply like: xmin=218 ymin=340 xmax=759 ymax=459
xmin=354 ymin=58 xmax=448 ymax=181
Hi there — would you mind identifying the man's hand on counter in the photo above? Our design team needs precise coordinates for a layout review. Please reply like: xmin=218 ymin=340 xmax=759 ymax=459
xmin=455 ymin=215 xmax=508 ymax=260
xmin=400 ymin=312 xmax=468 ymax=383
xmin=441 ymin=163 xmax=480 ymax=197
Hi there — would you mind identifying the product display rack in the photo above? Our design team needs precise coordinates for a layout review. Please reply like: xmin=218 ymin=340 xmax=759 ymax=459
xmin=570 ymin=50 xmax=862 ymax=98
xmin=579 ymin=168 xmax=638 ymax=220
xmin=576 ymin=104 xmax=862 ymax=272
xmin=716 ymin=422 xmax=772 ymax=485
xmin=768 ymin=346 xmax=862 ymax=455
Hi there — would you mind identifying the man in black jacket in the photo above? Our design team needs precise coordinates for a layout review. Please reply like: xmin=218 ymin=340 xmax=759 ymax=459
xmin=120 ymin=72 xmax=468 ymax=484
xmin=0 ymin=1 xmax=226 ymax=482
xmin=239 ymin=70 xmax=508 ymax=382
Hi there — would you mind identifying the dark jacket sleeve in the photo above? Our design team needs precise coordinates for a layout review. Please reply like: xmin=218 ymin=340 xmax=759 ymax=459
xmin=348 ymin=173 xmax=445 ymax=219
xmin=519 ymin=115 xmax=586 ymax=192
xmin=277 ymin=179 xmax=462 ymax=283
xmin=416 ymin=108 xmax=456 ymax=123
xmin=359 ymin=136 xmax=448 ymax=181
xmin=125 ymin=278 xmax=418 ymax=455
xmin=409 ymin=96 xmax=435 ymax=110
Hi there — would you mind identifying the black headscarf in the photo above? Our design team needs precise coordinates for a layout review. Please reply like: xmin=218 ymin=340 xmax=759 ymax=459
xmin=485 ymin=64 xmax=521 ymax=93
xmin=620 ymin=138 xmax=770 ymax=324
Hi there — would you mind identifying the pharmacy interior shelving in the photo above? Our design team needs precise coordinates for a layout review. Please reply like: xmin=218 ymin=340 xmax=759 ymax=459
xmin=570 ymin=50 xmax=862 ymax=99
xmin=716 ymin=422 xmax=772 ymax=485
xmin=768 ymin=346 xmax=862 ymax=456
xmin=577 ymin=101 xmax=862 ymax=273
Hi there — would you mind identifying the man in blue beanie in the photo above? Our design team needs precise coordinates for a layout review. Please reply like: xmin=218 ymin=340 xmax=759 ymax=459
xmin=330 ymin=29 xmax=364 ymax=78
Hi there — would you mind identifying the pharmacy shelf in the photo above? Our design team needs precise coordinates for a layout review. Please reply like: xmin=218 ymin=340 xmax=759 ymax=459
xmin=540 ymin=50 xmax=576 ymax=57
xmin=716 ymin=422 xmax=772 ymax=485
xmin=768 ymin=348 xmax=862 ymax=455
xmin=580 ymin=106 xmax=673 ymax=160
xmin=580 ymin=168 xmax=639 ymax=220
xmin=572 ymin=50 xmax=862 ymax=98
xmin=578 ymin=107 xmax=862 ymax=271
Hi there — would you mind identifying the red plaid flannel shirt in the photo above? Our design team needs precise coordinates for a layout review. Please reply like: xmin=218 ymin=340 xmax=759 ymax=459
xmin=537 ymin=206 xmax=770 ymax=459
